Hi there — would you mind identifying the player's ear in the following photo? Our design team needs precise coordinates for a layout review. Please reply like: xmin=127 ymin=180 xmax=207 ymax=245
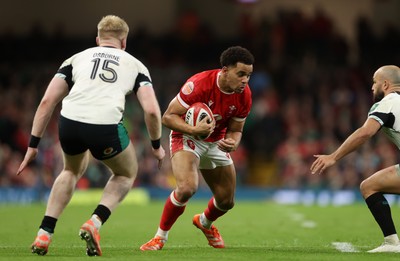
xmin=96 ymin=37 xmax=100 ymax=46
xmin=121 ymin=38 xmax=127 ymax=50
xmin=383 ymin=80 xmax=390 ymax=90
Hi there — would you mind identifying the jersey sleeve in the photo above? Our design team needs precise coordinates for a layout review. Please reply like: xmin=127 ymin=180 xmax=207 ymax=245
xmin=368 ymin=101 xmax=395 ymax=128
xmin=176 ymin=79 xmax=205 ymax=109
xmin=133 ymin=61 xmax=152 ymax=94
xmin=55 ymin=57 xmax=74 ymax=89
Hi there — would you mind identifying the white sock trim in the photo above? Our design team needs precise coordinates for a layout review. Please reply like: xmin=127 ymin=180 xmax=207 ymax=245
xmin=200 ymin=213 xmax=212 ymax=229
xmin=38 ymin=228 xmax=53 ymax=237
xmin=213 ymin=198 xmax=229 ymax=212
xmin=91 ymin=214 xmax=102 ymax=230
xmin=155 ymin=227 xmax=169 ymax=240
xmin=170 ymin=191 xmax=187 ymax=207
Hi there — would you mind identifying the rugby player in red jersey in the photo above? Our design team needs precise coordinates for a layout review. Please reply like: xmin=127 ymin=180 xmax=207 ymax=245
xmin=140 ymin=46 xmax=254 ymax=250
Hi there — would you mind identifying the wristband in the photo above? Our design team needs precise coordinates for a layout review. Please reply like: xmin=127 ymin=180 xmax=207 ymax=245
xmin=151 ymin=139 xmax=161 ymax=149
xmin=29 ymin=135 xmax=41 ymax=148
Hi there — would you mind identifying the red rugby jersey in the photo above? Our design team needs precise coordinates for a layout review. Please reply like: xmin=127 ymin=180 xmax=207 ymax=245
xmin=174 ymin=69 xmax=252 ymax=142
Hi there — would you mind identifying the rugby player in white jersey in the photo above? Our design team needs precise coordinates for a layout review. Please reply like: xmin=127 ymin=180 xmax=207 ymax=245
xmin=17 ymin=15 xmax=165 ymax=256
xmin=311 ymin=65 xmax=400 ymax=253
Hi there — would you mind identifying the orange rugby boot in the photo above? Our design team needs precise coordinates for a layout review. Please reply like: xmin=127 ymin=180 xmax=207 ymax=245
xmin=79 ymin=219 xmax=102 ymax=256
xmin=192 ymin=214 xmax=225 ymax=248
xmin=140 ymin=236 xmax=166 ymax=251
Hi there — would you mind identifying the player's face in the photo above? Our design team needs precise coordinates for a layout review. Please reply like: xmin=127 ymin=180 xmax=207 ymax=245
xmin=372 ymin=73 xmax=385 ymax=102
xmin=224 ymin=63 xmax=253 ymax=93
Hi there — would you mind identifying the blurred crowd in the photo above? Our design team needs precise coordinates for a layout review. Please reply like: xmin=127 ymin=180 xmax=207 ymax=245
xmin=0 ymin=8 xmax=400 ymax=193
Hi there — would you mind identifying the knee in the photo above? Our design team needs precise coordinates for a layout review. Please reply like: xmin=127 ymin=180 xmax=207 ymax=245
xmin=175 ymin=186 xmax=197 ymax=202
xmin=360 ymin=178 xmax=372 ymax=198
xmin=61 ymin=169 xmax=81 ymax=180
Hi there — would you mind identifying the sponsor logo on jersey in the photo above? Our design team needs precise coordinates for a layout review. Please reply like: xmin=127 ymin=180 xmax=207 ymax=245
xmin=182 ymin=81 xmax=194 ymax=95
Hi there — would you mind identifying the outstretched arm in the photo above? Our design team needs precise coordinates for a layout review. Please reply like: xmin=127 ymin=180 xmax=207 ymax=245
xmin=310 ymin=118 xmax=381 ymax=175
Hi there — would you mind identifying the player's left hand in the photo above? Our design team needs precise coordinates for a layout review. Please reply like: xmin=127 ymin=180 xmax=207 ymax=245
xmin=16 ymin=147 xmax=38 ymax=175
xmin=310 ymin=154 xmax=336 ymax=175
xmin=217 ymin=138 xmax=236 ymax=152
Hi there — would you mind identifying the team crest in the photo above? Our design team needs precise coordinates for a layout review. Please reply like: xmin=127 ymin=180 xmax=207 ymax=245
xmin=182 ymin=81 xmax=194 ymax=95
xmin=186 ymin=140 xmax=195 ymax=150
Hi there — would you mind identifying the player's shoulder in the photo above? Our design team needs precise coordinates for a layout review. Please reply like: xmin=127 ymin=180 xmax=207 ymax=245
xmin=380 ymin=93 xmax=400 ymax=105
xmin=190 ymin=69 xmax=219 ymax=82
xmin=369 ymin=93 xmax=399 ymax=112
xmin=122 ymin=50 xmax=149 ymax=71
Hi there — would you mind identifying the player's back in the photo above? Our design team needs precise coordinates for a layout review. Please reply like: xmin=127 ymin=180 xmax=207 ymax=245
xmin=60 ymin=46 xmax=150 ymax=125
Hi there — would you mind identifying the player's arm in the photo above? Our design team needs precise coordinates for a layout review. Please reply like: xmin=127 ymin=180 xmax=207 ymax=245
xmin=162 ymin=97 xmax=214 ymax=137
xmin=17 ymin=77 xmax=69 ymax=175
xmin=330 ymin=118 xmax=380 ymax=161
xmin=32 ymin=77 xmax=69 ymax=137
xmin=136 ymin=85 xmax=165 ymax=167
xmin=217 ymin=118 xmax=245 ymax=152
xmin=310 ymin=118 xmax=381 ymax=174
xmin=136 ymin=85 xmax=162 ymax=141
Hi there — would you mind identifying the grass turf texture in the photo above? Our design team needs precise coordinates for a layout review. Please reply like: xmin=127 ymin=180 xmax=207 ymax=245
xmin=1 ymin=196 xmax=400 ymax=260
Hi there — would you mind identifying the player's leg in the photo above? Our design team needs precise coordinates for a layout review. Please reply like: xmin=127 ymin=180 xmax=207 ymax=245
xmin=140 ymin=150 xmax=199 ymax=251
xmin=99 ymin=141 xmax=138 ymax=210
xmin=202 ymin=164 xmax=236 ymax=213
xmin=193 ymin=164 xmax=236 ymax=248
xmin=32 ymin=151 xmax=89 ymax=255
xmin=360 ymin=164 xmax=400 ymax=253
xmin=46 ymin=152 xmax=90 ymax=217
xmin=79 ymin=141 xmax=138 ymax=256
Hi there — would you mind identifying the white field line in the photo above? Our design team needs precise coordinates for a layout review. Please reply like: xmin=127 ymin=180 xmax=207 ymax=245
xmin=332 ymin=242 xmax=359 ymax=252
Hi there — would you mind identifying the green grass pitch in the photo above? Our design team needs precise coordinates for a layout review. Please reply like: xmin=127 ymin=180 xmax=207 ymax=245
xmin=1 ymin=195 xmax=400 ymax=260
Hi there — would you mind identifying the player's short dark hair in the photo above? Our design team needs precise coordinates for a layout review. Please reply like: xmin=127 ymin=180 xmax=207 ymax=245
xmin=220 ymin=46 xmax=254 ymax=67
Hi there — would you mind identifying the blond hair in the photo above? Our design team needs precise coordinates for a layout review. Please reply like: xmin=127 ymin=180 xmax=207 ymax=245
xmin=97 ymin=15 xmax=129 ymax=40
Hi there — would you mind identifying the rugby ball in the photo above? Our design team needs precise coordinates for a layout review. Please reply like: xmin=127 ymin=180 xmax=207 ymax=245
xmin=185 ymin=102 xmax=214 ymax=140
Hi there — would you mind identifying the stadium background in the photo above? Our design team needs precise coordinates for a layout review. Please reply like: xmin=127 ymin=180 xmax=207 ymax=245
xmin=0 ymin=0 xmax=399 ymax=204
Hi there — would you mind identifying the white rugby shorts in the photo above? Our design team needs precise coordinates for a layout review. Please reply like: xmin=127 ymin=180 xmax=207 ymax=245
xmin=170 ymin=133 xmax=233 ymax=170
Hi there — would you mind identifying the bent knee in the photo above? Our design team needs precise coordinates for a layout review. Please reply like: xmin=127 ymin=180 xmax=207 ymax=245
xmin=360 ymin=178 xmax=374 ymax=198
xmin=175 ymin=186 xmax=197 ymax=202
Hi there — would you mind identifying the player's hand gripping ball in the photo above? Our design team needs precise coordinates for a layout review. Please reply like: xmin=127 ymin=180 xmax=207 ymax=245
xmin=185 ymin=102 xmax=214 ymax=140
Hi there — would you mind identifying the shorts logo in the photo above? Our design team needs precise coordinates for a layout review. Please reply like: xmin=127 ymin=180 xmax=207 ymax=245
xmin=187 ymin=140 xmax=195 ymax=150
xmin=181 ymin=81 xmax=194 ymax=95
xmin=103 ymin=147 xmax=114 ymax=155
